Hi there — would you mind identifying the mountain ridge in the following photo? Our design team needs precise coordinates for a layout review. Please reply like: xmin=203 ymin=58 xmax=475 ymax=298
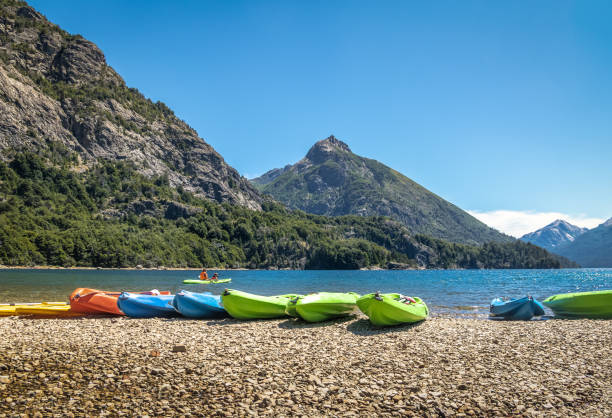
xmin=0 ymin=0 xmax=262 ymax=209
xmin=520 ymin=219 xmax=588 ymax=251
xmin=253 ymin=135 xmax=512 ymax=246
xmin=554 ymin=218 xmax=612 ymax=267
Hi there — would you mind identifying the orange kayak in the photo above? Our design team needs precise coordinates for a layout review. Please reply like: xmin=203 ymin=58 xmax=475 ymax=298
xmin=69 ymin=288 xmax=170 ymax=315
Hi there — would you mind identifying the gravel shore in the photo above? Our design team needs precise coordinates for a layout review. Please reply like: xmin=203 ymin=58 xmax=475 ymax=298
xmin=0 ymin=315 xmax=610 ymax=417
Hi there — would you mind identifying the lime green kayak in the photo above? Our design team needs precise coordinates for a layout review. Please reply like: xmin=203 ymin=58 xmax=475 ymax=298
xmin=357 ymin=292 xmax=428 ymax=326
xmin=221 ymin=289 xmax=300 ymax=320
xmin=543 ymin=289 xmax=612 ymax=319
xmin=183 ymin=278 xmax=231 ymax=284
xmin=287 ymin=292 xmax=360 ymax=322
xmin=285 ymin=297 xmax=300 ymax=318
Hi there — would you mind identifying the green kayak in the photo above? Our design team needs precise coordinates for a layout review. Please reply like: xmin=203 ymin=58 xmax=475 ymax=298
xmin=357 ymin=292 xmax=428 ymax=326
xmin=287 ymin=292 xmax=360 ymax=322
xmin=221 ymin=289 xmax=300 ymax=320
xmin=543 ymin=289 xmax=612 ymax=319
xmin=183 ymin=278 xmax=231 ymax=284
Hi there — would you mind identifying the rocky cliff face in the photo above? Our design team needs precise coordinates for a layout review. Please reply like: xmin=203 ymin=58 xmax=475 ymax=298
xmin=0 ymin=1 xmax=262 ymax=209
xmin=520 ymin=219 xmax=588 ymax=251
xmin=253 ymin=135 xmax=512 ymax=245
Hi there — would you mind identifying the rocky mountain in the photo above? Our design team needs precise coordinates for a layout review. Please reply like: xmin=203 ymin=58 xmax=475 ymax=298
xmin=0 ymin=2 xmax=574 ymax=270
xmin=520 ymin=219 xmax=588 ymax=252
xmin=554 ymin=218 xmax=612 ymax=267
xmin=251 ymin=164 xmax=291 ymax=187
xmin=252 ymin=135 xmax=512 ymax=245
xmin=0 ymin=0 xmax=262 ymax=209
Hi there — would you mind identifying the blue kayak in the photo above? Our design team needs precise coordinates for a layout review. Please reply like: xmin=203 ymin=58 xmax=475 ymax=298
xmin=490 ymin=296 xmax=545 ymax=320
xmin=117 ymin=292 xmax=177 ymax=318
xmin=171 ymin=290 xmax=227 ymax=319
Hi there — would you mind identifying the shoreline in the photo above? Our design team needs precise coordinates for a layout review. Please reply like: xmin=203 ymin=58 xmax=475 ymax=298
xmin=0 ymin=265 xmax=421 ymax=271
xmin=0 ymin=265 xmax=252 ymax=271
xmin=0 ymin=315 xmax=610 ymax=416
xmin=0 ymin=265 xmax=588 ymax=271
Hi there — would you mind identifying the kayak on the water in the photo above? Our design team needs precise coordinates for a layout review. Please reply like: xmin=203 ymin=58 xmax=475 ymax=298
xmin=194 ymin=269 xmax=227 ymax=283
xmin=183 ymin=278 xmax=232 ymax=284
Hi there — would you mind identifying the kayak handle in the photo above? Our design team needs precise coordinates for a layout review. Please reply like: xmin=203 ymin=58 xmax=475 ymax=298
xmin=374 ymin=291 xmax=383 ymax=301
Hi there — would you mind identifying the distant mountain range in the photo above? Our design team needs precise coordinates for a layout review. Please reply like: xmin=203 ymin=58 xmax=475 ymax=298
xmin=252 ymin=136 xmax=512 ymax=246
xmin=554 ymin=218 xmax=612 ymax=267
xmin=520 ymin=220 xmax=588 ymax=251
xmin=521 ymin=218 xmax=612 ymax=267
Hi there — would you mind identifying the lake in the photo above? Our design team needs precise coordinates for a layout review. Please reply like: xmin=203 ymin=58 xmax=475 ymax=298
xmin=1 ymin=268 xmax=610 ymax=318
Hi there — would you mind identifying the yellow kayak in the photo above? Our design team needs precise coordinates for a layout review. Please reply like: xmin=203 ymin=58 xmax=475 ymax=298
xmin=1 ymin=302 xmax=77 ymax=317
xmin=0 ymin=305 xmax=17 ymax=316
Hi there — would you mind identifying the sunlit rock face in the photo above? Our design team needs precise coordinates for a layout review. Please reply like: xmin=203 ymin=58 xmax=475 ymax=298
xmin=0 ymin=3 xmax=262 ymax=210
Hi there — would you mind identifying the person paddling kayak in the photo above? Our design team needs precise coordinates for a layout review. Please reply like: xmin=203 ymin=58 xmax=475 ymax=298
xmin=211 ymin=273 xmax=219 ymax=282
xmin=199 ymin=269 xmax=208 ymax=281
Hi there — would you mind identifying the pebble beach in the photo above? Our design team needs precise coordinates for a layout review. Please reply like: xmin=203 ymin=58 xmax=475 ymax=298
xmin=0 ymin=315 xmax=610 ymax=417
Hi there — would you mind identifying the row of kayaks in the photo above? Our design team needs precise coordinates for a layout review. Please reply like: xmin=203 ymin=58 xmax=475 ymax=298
xmin=117 ymin=290 xmax=429 ymax=327
xmin=0 ymin=288 xmax=429 ymax=326
xmin=2 ymin=288 xmax=611 ymax=324
xmin=140 ymin=290 xmax=430 ymax=326
xmin=490 ymin=289 xmax=612 ymax=320
xmin=117 ymin=288 xmax=612 ymax=322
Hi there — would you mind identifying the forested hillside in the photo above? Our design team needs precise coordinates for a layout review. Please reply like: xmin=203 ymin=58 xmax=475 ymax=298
xmin=0 ymin=150 xmax=573 ymax=269
xmin=254 ymin=136 xmax=512 ymax=246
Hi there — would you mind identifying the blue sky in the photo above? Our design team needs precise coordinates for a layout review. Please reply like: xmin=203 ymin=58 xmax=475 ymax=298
xmin=29 ymin=0 xmax=611 ymax=236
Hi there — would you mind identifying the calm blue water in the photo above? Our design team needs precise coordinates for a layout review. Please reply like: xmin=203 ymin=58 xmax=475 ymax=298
xmin=1 ymin=268 xmax=610 ymax=317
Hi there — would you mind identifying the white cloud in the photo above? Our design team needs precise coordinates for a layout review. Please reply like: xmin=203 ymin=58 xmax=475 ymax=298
xmin=467 ymin=210 xmax=606 ymax=238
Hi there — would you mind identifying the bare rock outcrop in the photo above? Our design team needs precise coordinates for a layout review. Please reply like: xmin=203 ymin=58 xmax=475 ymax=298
xmin=0 ymin=2 xmax=262 ymax=210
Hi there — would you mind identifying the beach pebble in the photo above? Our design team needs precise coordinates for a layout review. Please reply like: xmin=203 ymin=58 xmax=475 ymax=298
xmin=0 ymin=316 xmax=610 ymax=416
